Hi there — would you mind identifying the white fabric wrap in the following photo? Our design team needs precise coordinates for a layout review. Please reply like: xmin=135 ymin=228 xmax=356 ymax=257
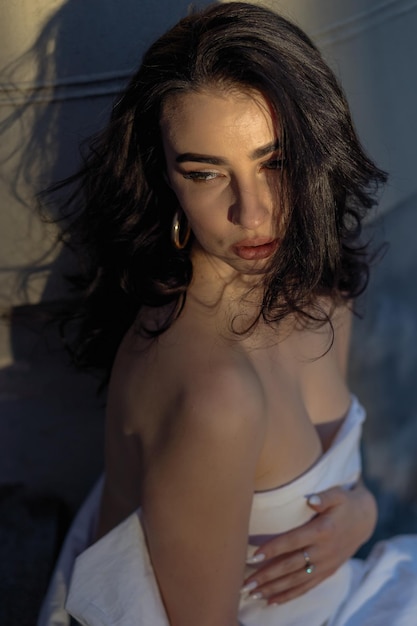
xmin=66 ymin=512 xmax=169 ymax=626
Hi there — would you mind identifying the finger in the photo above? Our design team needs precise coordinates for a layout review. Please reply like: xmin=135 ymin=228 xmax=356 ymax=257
xmin=267 ymin=574 xmax=328 ymax=605
xmin=246 ymin=526 xmax=314 ymax=563
xmin=243 ymin=547 xmax=316 ymax=589
xmin=248 ymin=512 xmax=337 ymax=565
xmin=248 ymin=559 xmax=326 ymax=602
xmin=306 ymin=486 xmax=347 ymax=512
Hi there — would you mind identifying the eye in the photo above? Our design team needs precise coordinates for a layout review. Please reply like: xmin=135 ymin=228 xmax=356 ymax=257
xmin=262 ymin=157 xmax=286 ymax=170
xmin=183 ymin=171 xmax=219 ymax=182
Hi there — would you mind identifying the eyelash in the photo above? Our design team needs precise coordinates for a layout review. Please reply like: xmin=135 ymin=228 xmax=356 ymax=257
xmin=182 ymin=157 xmax=286 ymax=182
xmin=183 ymin=171 xmax=218 ymax=181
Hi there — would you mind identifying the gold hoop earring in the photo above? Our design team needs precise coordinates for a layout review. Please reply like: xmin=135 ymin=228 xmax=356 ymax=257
xmin=171 ymin=211 xmax=191 ymax=250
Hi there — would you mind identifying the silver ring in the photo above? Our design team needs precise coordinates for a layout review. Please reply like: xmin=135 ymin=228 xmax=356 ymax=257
xmin=303 ymin=550 xmax=315 ymax=574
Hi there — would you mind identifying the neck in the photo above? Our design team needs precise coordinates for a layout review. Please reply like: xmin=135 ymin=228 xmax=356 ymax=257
xmin=191 ymin=246 xmax=260 ymax=303
xmin=184 ymin=248 xmax=272 ymax=342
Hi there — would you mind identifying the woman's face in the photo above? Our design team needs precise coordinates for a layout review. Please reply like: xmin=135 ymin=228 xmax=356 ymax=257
xmin=160 ymin=86 xmax=285 ymax=278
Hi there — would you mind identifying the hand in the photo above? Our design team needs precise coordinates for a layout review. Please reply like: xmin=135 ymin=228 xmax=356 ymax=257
xmin=241 ymin=482 xmax=377 ymax=605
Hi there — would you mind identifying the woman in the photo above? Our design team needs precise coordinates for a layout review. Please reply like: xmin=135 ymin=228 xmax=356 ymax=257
xmin=39 ymin=3 xmax=417 ymax=626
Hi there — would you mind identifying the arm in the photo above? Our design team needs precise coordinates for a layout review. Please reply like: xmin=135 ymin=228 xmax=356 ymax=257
xmin=142 ymin=368 xmax=265 ymax=626
xmin=242 ymin=480 xmax=377 ymax=604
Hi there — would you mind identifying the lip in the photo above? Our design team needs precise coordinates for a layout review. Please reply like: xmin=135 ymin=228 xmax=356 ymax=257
xmin=232 ymin=238 xmax=279 ymax=260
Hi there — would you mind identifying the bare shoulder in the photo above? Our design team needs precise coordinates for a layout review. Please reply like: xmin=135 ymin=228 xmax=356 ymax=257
xmin=109 ymin=315 xmax=267 ymax=444
xmin=177 ymin=347 xmax=267 ymax=442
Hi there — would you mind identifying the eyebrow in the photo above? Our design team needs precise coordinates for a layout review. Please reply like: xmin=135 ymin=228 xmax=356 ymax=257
xmin=175 ymin=140 xmax=280 ymax=165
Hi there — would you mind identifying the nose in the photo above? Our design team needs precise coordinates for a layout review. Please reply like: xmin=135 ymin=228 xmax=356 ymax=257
xmin=228 ymin=178 xmax=270 ymax=229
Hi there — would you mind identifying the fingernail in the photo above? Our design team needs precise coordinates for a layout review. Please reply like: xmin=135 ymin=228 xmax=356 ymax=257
xmin=250 ymin=592 xmax=263 ymax=601
xmin=246 ymin=553 xmax=266 ymax=564
xmin=240 ymin=580 xmax=258 ymax=594
xmin=307 ymin=494 xmax=322 ymax=506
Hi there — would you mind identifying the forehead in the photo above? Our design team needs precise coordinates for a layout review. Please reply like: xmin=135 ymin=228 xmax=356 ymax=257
xmin=160 ymin=87 xmax=278 ymax=155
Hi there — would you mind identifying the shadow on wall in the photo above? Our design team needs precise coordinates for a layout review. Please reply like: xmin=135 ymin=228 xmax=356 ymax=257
xmin=0 ymin=0 xmax=209 ymax=496
xmin=0 ymin=0 xmax=201 ymax=302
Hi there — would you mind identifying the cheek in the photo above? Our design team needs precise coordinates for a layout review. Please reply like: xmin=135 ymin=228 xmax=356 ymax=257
xmin=167 ymin=174 xmax=232 ymax=239
xmin=182 ymin=211 xmax=215 ymax=239
xmin=170 ymin=182 xmax=224 ymax=219
xmin=174 ymin=199 xmax=224 ymax=244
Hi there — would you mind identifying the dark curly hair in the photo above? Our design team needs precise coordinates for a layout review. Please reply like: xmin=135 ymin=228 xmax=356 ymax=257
xmin=47 ymin=1 xmax=387 ymax=376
